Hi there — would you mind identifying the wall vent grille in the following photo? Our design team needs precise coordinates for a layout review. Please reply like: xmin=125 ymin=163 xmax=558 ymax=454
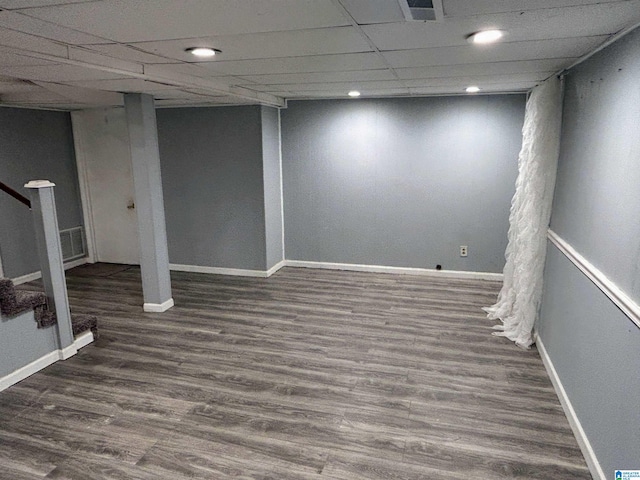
xmin=60 ymin=226 xmax=86 ymax=261
xmin=399 ymin=0 xmax=443 ymax=21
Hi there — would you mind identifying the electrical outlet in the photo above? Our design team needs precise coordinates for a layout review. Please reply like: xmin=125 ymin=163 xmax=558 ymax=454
xmin=460 ymin=246 xmax=468 ymax=257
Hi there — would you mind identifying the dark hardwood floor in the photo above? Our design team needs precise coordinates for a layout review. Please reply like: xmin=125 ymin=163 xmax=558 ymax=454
xmin=0 ymin=264 xmax=592 ymax=479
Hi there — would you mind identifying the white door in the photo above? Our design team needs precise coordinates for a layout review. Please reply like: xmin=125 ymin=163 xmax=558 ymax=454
xmin=72 ymin=108 xmax=140 ymax=265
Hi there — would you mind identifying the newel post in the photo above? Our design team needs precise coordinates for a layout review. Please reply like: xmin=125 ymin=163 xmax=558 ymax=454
xmin=25 ymin=180 xmax=75 ymax=358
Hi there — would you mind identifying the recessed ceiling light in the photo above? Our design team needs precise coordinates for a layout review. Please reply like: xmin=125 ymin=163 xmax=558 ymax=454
xmin=348 ymin=90 xmax=361 ymax=97
xmin=466 ymin=86 xmax=481 ymax=93
xmin=185 ymin=47 xmax=221 ymax=58
xmin=467 ymin=30 xmax=504 ymax=44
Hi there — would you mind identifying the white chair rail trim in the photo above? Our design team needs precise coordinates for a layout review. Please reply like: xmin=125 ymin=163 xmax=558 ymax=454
xmin=547 ymin=229 xmax=640 ymax=329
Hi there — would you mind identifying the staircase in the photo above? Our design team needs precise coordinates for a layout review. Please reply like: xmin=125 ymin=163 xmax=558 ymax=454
xmin=0 ymin=277 xmax=98 ymax=339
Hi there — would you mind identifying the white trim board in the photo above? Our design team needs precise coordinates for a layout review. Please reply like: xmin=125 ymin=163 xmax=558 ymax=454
xmin=284 ymin=260 xmax=503 ymax=281
xmin=170 ymin=262 xmax=285 ymax=278
xmin=547 ymin=230 xmax=640 ymax=329
xmin=267 ymin=260 xmax=286 ymax=277
xmin=71 ymin=111 xmax=98 ymax=264
xmin=170 ymin=260 xmax=501 ymax=281
xmin=0 ymin=331 xmax=94 ymax=392
xmin=12 ymin=257 xmax=89 ymax=286
xmin=536 ymin=336 xmax=605 ymax=480
xmin=143 ymin=298 xmax=175 ymax=313
xmin=277 ymin=107 xmax=286 ymax=262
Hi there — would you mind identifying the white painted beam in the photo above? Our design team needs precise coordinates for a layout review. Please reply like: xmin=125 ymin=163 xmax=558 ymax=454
xmin=0 ymin=40 xmax=285 ymax=107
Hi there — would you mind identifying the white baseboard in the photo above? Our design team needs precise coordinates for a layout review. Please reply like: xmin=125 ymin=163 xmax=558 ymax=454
xmin=170 ymin=263 xmax=273 ymax=278
xmin=170 ymin=260 xmax=500 ymax=281
xmin=143 ymin=298 xmax=174 ymax=313
xmin=284 ymin=260 xmax=503 ymax=281
xmin=266 ymin=260 xmax=286 ymax=277
xmin=12 ymin=257 xmax=89 ymax=285
xmin=536 ymin=336 xmax=605 ymax=480
xmin=59 ymin=343 xmax=78 ymax=360
xmin=72 ymin=330 xmax=94 ymax=350
xmin=0 ymin=332 xmax=95 ymax=392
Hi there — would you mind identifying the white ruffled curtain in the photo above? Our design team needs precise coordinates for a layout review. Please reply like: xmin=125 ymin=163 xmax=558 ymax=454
xmin=484 ymin=76 xmax=564 ymax=349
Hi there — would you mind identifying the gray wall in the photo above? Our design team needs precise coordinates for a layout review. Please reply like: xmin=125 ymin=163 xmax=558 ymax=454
xmin=261 ymin=106 xmax=284 ymax=269
xmin=0 ymin=107 xmax=83 ymax=278
xmin=538 ymin=26 xmax=640 ymax=475
xmin=1 ymin=310 xmax=59 ymax=378
xmin=550 ymin=30 xmax=640 ymax=301
xmin=281 ymin=96 xmax=525 ymax=272
xmin=157 ymin=106 xmax=268 ymax=270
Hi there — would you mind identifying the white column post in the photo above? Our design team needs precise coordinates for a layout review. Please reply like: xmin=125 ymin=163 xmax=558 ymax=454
xmin=124 ymin=93 xmax=174 ymax=312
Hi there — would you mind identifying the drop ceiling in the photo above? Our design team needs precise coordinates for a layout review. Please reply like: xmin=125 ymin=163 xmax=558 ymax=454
xmin=0 ymin=0 xmax=638 ymax=110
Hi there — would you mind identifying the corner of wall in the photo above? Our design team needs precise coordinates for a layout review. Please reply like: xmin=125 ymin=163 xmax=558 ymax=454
xmin=261 ymin=105 xmax=285 ymax=270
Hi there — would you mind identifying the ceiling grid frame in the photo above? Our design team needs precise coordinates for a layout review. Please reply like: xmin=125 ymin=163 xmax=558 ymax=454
xmin=0 ymin=0 xmax=637 ymax=109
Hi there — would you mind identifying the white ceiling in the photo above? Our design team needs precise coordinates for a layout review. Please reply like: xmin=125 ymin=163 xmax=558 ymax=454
xmin=0 ymin=0 xmax=638 ymax=110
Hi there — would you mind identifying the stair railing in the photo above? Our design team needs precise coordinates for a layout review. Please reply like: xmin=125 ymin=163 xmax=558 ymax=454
xmin=1 ymin=179 xmax=76 ymax=355
xmin=0 ymin=180 xmax=31 ymax=209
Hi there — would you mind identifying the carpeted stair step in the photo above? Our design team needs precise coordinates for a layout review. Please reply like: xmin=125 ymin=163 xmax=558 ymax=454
xmin=2 ymin=277 xmax=99 ymax=338
xmin=34 ymin=305 xmax=57 ymax=328
xmin=0 ymin=278 xmax=53 ymax=328
xmin=71 ymin=314 xmax=99 ymax=339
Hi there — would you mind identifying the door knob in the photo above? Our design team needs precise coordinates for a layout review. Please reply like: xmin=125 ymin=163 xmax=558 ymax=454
xmin=127 ymin=201 xmax=135 ymax=209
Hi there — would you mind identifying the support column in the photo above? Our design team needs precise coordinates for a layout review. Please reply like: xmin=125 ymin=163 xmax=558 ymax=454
xmin=25 ymin=180 xmax=75 ymax=357
xmin=124 ymin=93 xmax=174 ymax=312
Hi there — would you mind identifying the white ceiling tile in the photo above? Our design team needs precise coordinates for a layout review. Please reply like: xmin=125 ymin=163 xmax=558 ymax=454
xmin=0 ymin=77 xmax=38 ymax=93
xmin=84 ymin=44 xmax=177 ymax=64
xmin=0 ymin=64 xmax=130 ymax=82
xmin=395 ymin=59 xmax=573 ymax=79
xmin=68 ymin=47 xmax=143 ymax=74
xmin=62 ymin=78 xmax=179 ymax=93
xmin=141 ymin=64 xmax=253 ymax=89
xmin=443 ymin=0 xmax=634 ymax=17
xmin=382 ymin=36 xmax=609 ymax=68
xmin=409 ymin=84 xmax=532 ymax=95
xmin=250 ymin=80 xmax=408 ymax=92
xmin=403 ymin=72 xmax=554 ymax=88
xmin=131 ymin=27 xmax=372 ymax=62
xmin=363 ymin=3 xmax=640 ymax=50
xmin=362 ymin=22 xmax=462 ymax=51
xmin=0 ymin=26 xmax=68 ymax=56
xmin=147 ymin=63 xmax=220 ymax=79
xmin=286 ymin=87 xmax=411 ymax=98
xmin=0 ymin=1 xmax=90 ymax=9
xmin=0 ymin=49 xmax=56 ymax=66
xmin=0 ymin=10 xmax=107 ymax=44
xmin=194 ymin=53 xmax=387 ymax=76
xmin=20 ymin=0 xmax=350 ymax=43
xmin=339 ymin=0 xmax=405 ymax=24
xmin=237 ymin=69 xmax=396 ymax=85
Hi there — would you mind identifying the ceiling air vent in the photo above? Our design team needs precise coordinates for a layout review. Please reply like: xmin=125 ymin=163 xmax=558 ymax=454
xmin=398 ymin=0 xmax=443 ymax=22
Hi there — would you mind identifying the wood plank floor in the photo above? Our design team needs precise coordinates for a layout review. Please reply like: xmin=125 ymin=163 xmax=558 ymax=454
xmin=0 ymin=264 xmax=592 ymax=479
